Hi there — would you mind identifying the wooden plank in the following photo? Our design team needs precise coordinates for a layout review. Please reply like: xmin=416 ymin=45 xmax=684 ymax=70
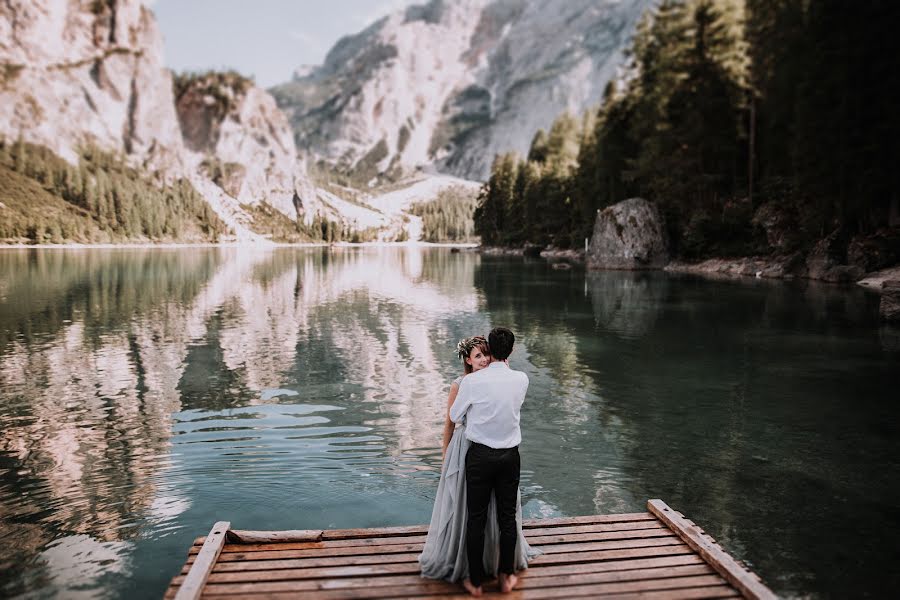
xmin=429 ymin=574 xmax=728 ymax=599
xmin=211 ymin=555 xmax=706 ymax=595
xmin=172 ymin=521 xmax=230 ymax=600
xmin=526 ymin=527 xmax=674 ymax=546
xmin=599 ymin=587 xmax=740 ymax=600
xmin=175 ymin=549 xmax=705 ymax=590
xmin=319 ymin=524 xmax=430 ymax=540
xmin=209 ymin=572 xmax=724 ymax=599
xmin=180 ymin=552 xmax=423 ymax=576
xmin=200 ymin=534 xmax=428 ymax=554
xmin=536 ymin=535 xmax=682 ymax=555
xmin=525 ymin=520 xmax=667 ymax=537
xmin=173 ymin=561 xmax=423 ymax=584
xmin=214 ymin=542 xmax=424 ymax=561
xmin=186 ymin=534 xmax=681 ymax=569
xmin=648 ymin=499 xmax=777 ymax=600
xmin=198 ymin=564 xmax=717 ymax=596
xmin=209 ymin=574 xmax=731 ymax=600
xmin=206 ymin=552 xmax=421 ymax=573
xmin=529 ymin=543 xmax=694 ymax=566
xmin=227 ymin=529 xmax=322 ymax=543
xmin=522 ymin=512 xmax=655 ymax=527
xmin=176 ymin=544 xmax=695 ymax=582
xmin=188 ymin=526 xmax=672 ymax=560
xmin=189 ymin=513 xmax=659 ymax=546
xmin=190 ymin=522 xmax=672 ymax=557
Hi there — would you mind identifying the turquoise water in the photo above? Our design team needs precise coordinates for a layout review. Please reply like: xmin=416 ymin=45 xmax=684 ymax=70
xmin=0 ymin=247 xmax=897 ymax=598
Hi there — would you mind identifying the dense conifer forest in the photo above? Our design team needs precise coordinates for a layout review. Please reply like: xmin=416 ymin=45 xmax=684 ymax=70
xmin=0 ymin=139 xmax=226 ymax=244
xmin=474 ymin=0 xmax=900 ymax=262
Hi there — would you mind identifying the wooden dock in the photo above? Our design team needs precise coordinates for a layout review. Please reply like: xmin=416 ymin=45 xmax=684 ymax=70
xmin=166 ymin=499 xmax=776 ymax=599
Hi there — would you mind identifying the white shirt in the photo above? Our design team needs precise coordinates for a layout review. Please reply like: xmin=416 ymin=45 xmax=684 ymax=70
xmin=449 ymin=362 xmax=528 ymax=449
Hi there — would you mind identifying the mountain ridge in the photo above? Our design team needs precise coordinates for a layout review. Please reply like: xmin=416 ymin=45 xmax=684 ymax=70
xmin=272 ymin=0 xmax=654 ymax=181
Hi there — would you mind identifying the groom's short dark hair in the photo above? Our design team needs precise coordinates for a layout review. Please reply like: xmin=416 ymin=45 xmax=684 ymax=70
xmin=488 ymin=327 xmax=515 ymax=360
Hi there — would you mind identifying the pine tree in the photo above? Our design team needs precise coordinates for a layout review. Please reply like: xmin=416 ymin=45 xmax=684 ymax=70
xmin=13 ymin=135 xmax=27 ymax=173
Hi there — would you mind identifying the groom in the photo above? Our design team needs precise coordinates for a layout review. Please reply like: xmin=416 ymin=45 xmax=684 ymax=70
xmin=449 ymin=327 xmax=528 ymax=596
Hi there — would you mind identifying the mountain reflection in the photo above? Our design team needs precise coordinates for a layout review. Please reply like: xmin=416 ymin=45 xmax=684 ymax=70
xmin=0 ymin=247 xmax=493 ymax=596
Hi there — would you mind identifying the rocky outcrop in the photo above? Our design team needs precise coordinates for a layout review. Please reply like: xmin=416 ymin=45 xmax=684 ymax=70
xmin=847 ymin=228 xmax=900 ymax=273
xmin=881 ymin=280 xmax=900 ymax=321
xmin=587 ymin=198 xmax=668 ymax=270
xmin=272 ymin=0 xmax=652 ymax=181
xmin=751 ymin=202 xmax=801 ymax=254
xmin=0 ymin=0 xmax=332 ymax=242
xmin=665 ymin=254 xmax=805 ymax=280
xmin=805 ymin=229 xmax=865 ymax=283
xmin=0 ymin=0 xmax=183 ymax=169
xmin=174 ymin=71 xmax=319 ymax=223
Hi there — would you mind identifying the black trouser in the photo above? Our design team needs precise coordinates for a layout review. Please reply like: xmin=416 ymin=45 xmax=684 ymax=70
xmin=465 ymin=442 xmax=520 ymax=586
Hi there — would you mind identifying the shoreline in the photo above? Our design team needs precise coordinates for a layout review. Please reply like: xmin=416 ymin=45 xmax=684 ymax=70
xmin=0 ymin=240 xmax=480 ymax=250
xmin=4 ymin=241 xmax=895 ymax=291
xmin=479 ymin=245 xmax=900 ymax=292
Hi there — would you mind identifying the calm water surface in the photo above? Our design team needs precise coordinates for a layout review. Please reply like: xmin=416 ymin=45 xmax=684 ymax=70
xmin=0 ymin=247 xmax=897 ymax=599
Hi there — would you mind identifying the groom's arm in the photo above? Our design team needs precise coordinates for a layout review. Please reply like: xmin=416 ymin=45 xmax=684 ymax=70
xmin=449 ymin=377 xmax=473 ymax=423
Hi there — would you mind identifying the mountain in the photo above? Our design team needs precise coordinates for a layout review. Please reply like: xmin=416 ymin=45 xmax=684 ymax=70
xmin=0 ymin=0 xmax=183 ymax=168
xmin=0 ymin=0 xmax=332 ymax=243
xmin=271 ymin=0 xmax=654 ymax=181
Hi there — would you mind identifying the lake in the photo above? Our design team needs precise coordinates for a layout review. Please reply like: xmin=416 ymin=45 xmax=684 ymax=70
xmin=0 ymin=247 xmax=897 ymax=599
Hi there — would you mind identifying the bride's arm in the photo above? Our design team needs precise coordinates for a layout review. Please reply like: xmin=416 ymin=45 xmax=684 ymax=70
xmin=441 ymin=382 xmax=460 ymax=459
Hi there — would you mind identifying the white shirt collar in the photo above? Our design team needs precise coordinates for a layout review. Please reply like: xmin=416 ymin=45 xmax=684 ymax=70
xmin=487 ymin=361 xmax=508 ymax=369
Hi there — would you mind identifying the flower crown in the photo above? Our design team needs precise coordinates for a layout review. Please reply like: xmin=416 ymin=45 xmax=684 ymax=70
xmin=456 ymin=335 xmax=488 ymax=361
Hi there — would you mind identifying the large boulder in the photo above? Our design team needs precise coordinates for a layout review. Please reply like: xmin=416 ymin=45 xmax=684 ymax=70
xmin=587 ymin=198 xmax=668 ymax=270
xmin=806 ymin=228 xmax=865 ymax=283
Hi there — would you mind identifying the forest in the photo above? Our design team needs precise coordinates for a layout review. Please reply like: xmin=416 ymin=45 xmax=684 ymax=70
xmin=474 ymin=0 xmax=899 ymax=263
xmin=0 ymin=138 xmax=225 ymax=244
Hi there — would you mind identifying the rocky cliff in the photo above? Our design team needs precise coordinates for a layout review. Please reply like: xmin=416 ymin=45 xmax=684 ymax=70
xmin=0 ymin=0 xmax=183 ymax=168
xmin=173 ymin=71 xmax=319 ymax=226
xmin=0 ymin=0 xmax=327 ymax=242
xmin=272 ymin=0 xmax=653 ymax=181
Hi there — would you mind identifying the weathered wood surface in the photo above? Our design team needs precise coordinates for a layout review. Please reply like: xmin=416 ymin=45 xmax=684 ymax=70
xmin=173 ymin=521 xmax=230 ymax=600
xmin=167 ymin=505 xmax=774 ymax=599
xmin=648 ymin=499 xmax=778 ymax=600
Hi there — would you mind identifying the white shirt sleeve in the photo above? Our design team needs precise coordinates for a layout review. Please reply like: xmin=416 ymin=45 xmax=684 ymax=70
xmin=449 ymin=376 xmax=473 ymax=424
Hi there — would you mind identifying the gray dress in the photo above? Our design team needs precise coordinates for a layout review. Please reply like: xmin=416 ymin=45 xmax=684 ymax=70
xmin=418 ymin=376 xmax=541 ymax=582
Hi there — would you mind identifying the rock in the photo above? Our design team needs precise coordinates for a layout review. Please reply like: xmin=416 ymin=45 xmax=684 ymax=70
xmin=751 ymin=202 xmax=800 ymax=253
xmin=847 ymin=228 xmax=900 ymax=273
xmin=0 ymin=0 xmax=184 ymax=168
xmin=587 ymin=198 xmax=668 ymax=270
xmin=881 ymin=280 xmax=900 ymax=322
xmin=175 ymin=72 xmax=318 ymax=223
xmin=540 ymin=248 xmax=585 ymax=263
xmin=806 ymin=229 xmax=865 ymax=283
xmin=0 ymin=0 xmax=347 ymax=242
xmin=523 ymin=243 xmax=543 ymax=258
xmin=858 ymin=265 xmax=900 ymax=291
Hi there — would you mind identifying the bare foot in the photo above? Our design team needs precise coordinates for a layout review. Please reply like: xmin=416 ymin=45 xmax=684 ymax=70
xmin=499 ymin=572 xmax=519 ymax=593
xmin=462 ymin=579 xmax=483 ymax=597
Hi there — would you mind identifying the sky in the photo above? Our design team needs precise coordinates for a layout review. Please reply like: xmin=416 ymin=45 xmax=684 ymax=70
xmin=150 ymin=0 xmax=421 ymax=88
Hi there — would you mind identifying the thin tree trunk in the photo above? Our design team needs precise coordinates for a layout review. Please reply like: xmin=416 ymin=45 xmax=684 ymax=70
xmin=748 ymin=94 xmax=756 ymax=205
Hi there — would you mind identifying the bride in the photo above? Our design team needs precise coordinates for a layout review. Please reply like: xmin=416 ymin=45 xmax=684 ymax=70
xmin=418 ymin=335 xmax=540 ymax=586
